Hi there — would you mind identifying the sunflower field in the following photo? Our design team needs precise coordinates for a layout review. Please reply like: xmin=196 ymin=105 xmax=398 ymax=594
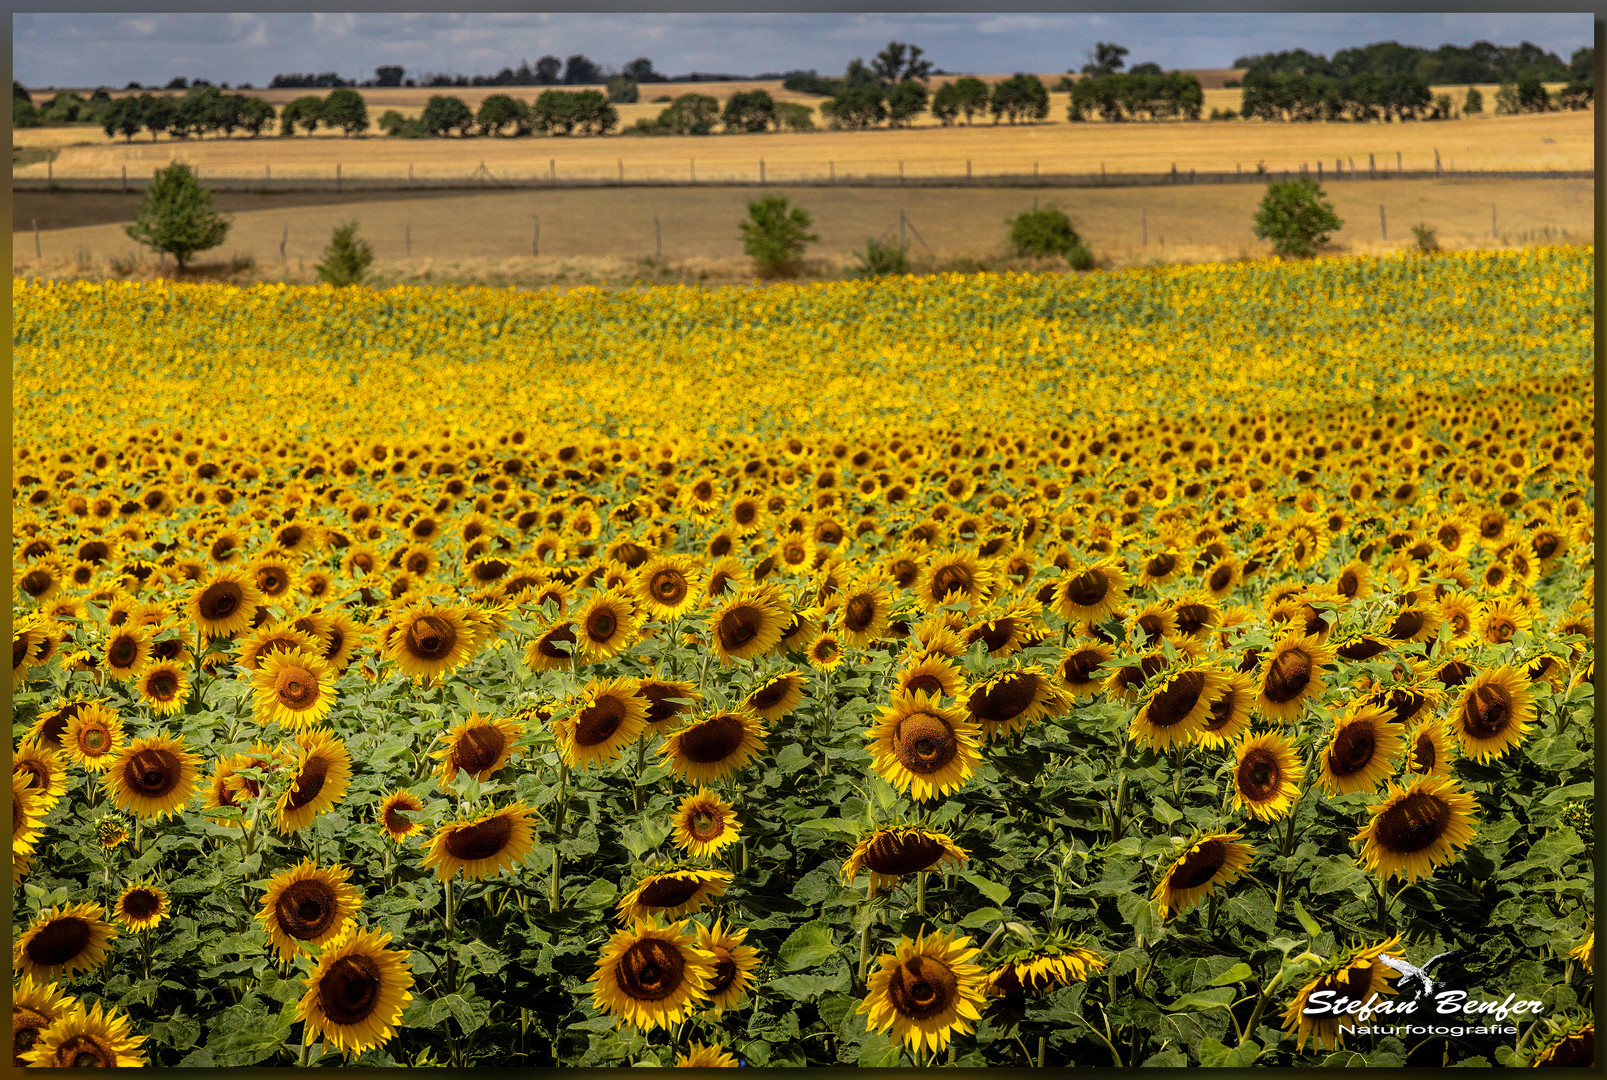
xmin=9 ymin=246 xmax=1596 ymax=1068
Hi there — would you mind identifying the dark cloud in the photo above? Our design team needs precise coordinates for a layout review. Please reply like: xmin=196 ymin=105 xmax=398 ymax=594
xmin=12 ymin=12 xmax=1594 ymax=88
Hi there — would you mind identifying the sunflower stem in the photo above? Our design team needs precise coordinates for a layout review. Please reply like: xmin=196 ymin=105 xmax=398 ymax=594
xmin=550 ymin=763 xmax=569 ymax=911
xmin=1238 ymin=967 xmax=1289 ymax=1050
xmin=856 ymin=922 xmax=873 ymax=991
xmin=1037 ymin=1034 xmax=1046 ymax=1068
xmin=916 ymin=871 xmax=926 ymax=916
xmin=633 ymin=735 xmax=646 ymax=813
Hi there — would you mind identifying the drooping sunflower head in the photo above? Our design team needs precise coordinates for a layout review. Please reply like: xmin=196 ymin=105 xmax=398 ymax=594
xmin=1448 ymin=665 xmax=1535 ymax=763
xmin=589 ymin=918 xmax=716 ymax=1033
xmin=634 ymin=678 xmax=702 ymax=729
xmin=1528 ymin=1015 xmax=1595 ymax=1068
xmin=866 ymin=692 xmax=983 ymax=802
xmin=966 ymin=665 xmax=1068 ymax=742
xmin=113 ymin=880 xmax=170 ymax=932
xmin=858 ymin=927 xmax=986 ymax=1055
xmin=102 ymin=734 xmax=201 ymax=821
xmin=708 ymin=586 xmax=787 ymax=664
xmin=1255 ymin=634 xmax=1335 ymax=722
xmin=1403 ymin=719 xmax=1454 ymax=777
xmin=274 ymin=730 xmax=353 ymax=834
xmin=12 ymin=902 xmax=117 ymax=981
xmin=19 ymin=999 xmax=147 ymax=1068
xmin=422 ymin=802 xmax=535 ymax=881
xmin=982 ymin=934 xmax=1107 ymax=997
xmin=189 ymin=567 xmax=265 ymax=638
xmin=1190 ymin=669 xmax=1256 ymax=748
xmin=10 ymin=973 xmax=75 ymax=1067
xmin=431 ymin=713 xmax=524 ymax=788
xmin=694 ymin=918 xmax=761 ymax=1014
xmin=671 ymin=788 xmax=743 ymax=859
xmin=1233 ymin=731 xmax=1305 ymax=821
xmin=918 ymin=550 xmax=992 ymax=611
xmin=1130 ymin=665 xmax=1230 ymax=752
xmin=616 ymin=867 xmax=734 ymax=925
xmin=295 ymin=926 xmax=415 ymax=1058
xmin=841 ymin=826 xmax=969 ymax=895
xmin=377 ymin=790 xmax=426 ymax=843
xmin=1152 ymin=831 xmax=1256 ymax=919
xmin=1353 ymin=774 xmax=1479 ymax=883
xmin=742 ymin=669 xmax=808 ymax=722
xmin=1280 ymin=937 xmax=1402 ymax=1052
xmin=660 ymin=710 xmax=767 ymax=784
xmin=1318 ymin=703 xmax=1406 ymax=796
xmin=560 ymin=678 xmax=649 ymax=771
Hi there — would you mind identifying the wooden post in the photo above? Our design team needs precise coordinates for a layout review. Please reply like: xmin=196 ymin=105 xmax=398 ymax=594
xmin=280 ymin=222 xmax=287 ymax=261
xmin=1396 ymin=150 xmax=1402 ymax=173
xmin=1101 ymin=161 xmax=1106 ymax=184
xmin=1317 ymin=161 xmax=1322 ymax=179
xmin=830 ymin=160 xmax=835 ymax=182
xmin=1491 ymin=204 xmax=1496 ymax=239
xmin=759 ymin=159 xmax=765 ymax=185
xmin=1434 ymin=148 xmax=1441 ymax=174
xmin=690 ymin=158 xmax=695 ymax=183
xmin=408 ymin=162 xmax=413 ymax=181
xmin=899 ymin=209 xmax=906 ymax=250
xmin=533 ymin=216 xmax=540 ymax=257
xmin=1349 ymin=157 xmax=1354 ymax=175
xmin=1369 ymin=152 xmax=1375 ymax=178
xmin=122 ymin=165 xmax=128 ymax=192
xmin=1379 ymin=204 xmax=1386 ymax=242
xmin=965 ymin=159 xmax=970 ymax=180
xmin=618 ymin=158 xmax=623 ymax=184
xmin=47 ymin=159 xmax=52 ymax=182
xmin=1171 ymin=162 xmax=1177 ymax=183
xmin=405 ymin=222 xmax=411 ymax=257
xmin=1141 ymin=208 xmax=1147 ymax=246
xmin=654 ymin=215 xmax=661 ymax=260
xmin=899 ymin=160 xmax=905 ymax=184
xmin=549 ymin=158 xmax=555 ymax=185
xmin=335 ymin=162 xmax=341 ymax=192
xmin=33 ymin=218 xmax=40 ymax=259
xmin=1189 ymin=167 xmax=1195 ymax=182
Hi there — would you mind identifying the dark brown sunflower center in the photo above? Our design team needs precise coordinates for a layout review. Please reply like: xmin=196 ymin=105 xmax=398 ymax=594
xmin=383 ymin=803 xmax=415 ymax=834
xmin=124 ymin=748 xmax=180 ymax=798
xmin=57 ymin=1035 xmax=117 ymax=1068
xmin=748 ymin=679 xmax=792 ymax=711
xmin=863 ymin=831 xmax=946 ymax=876
xmin=1387 ymin=610 xmax=1425 ymax=640
xmin=618 ymin=938 xmax=687 ymax=1001
xmin=108 ymin=638 xmax=139 ymax=668
xmin=267 ymin=665 xmax=318 ymax=710
xmin=14 ymin=1005 xmax=50 ymax=1061
xmin=1237 ymin=749 xmax=1280 ymax=800
xmin=285 ymin=756 xmax=330 ymax=811
xmin=967 ymin=619 xmax=1015 ymax=653
xmin=1062 ymin=649 xmax=1105 ymax=686
xmin=586 ymin=608 xmax=619 ymax=643
xmin=452 ymin=727 xmax=507 ymax=773
xmin=318 ymin=954 xmax=382 ymax=1025
xmin=1317 ymin=964 xmax=1377 ymax=1003
xmin=1263 ymin=648 xmax=1313 ymax=704
xmin=844 ymin=595 xmax=877 ymax=632
xmin=716 ymin=606 xmax=763 ymax=652
xmin=1374 ymin=791 xmax=1453 ymax=853
xmin=1462 ymin=685 xmax=1512 ymax=739
xmin=649 ymin=569 xmax=687 ymax=605
xmin=574 ymin=698 xmax=626 ymax=747
xmin=689 ymin=809 xmax=722 ymax=840
xmin=444 ymin=814 xmax=515 ymax=861
xmin=25 ymin=916 xmax=91 ymax=967
xmin=1062 ymin=570 xmax=1107 ymax=609
xmin=637 ymin=876 xmax=704 ymax=909
xmin=905 ymin=672 xmax=946 ymax=697
xmin=1411 ymin=734 xmax=1437 ymax=771
xmin=1337 ymin=570 xmax=1359 ymax=597
xmin=258 ymin=568 xmax=288 ymax=595
xmin=1146 ymin=553 xmax=1176 ymax=577
xmin=888 ymin=955 xmax=959 ymax=1021
xmin=20 ymin=570 xmax=52 ymax=597
xmin=121 ymin=889 xmax=161 ymax=919
xmin=1337 ymin=638 xmax=1388 ymax=661
xmin=405 ymin=616 xmax=457 ymax=662
xmin=640 ymin=684 xmax=690 ymax=726
xmin=1147 ymin=671 xmax=1207 ymax=727
xmin=893 ymin=712 xmax=958 ymax=775
xmin=1208 ymin=564 xmax=1234 ymax=592
xmin=969 ymin=674 xmax=1039 ymax=724
xmin=1538 ymin=1031 xmax=1594 ymax=1068
xmin=80 ymin=727 xmax=110 ymax=753
xmin=1486 ymin=617 xmax=1516 ymax=642
xmin=708 ymin=952 xmax=737 ymax=994
xmin=1172 ymin=839 xmax=1229 ymax=889
xmin=1329 ymin=723 xmax=1378 ymax=776
xmin=890 ymin=560 xmax=919 ymax=587
xmin=537 ymin=624 xmax=577 ymax=661
xmin=275 ymin=879 xmax=335 ymax=939
xmin=929 ymin=563 xmax=973 ymax=600
xmin=678 ymin=715 xmax=745 ymax=764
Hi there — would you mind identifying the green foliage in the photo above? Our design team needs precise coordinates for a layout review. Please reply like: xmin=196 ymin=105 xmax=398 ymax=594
xmin=990 ymin=73 xmax=1050 ymax=124
xmin=886 ymin=80 xmax=929 ymax=127
xmin=420 ymin=94 xmax=475 ymax=136
xmin=1463 ymin=85 xmax=1484 ymax=114
xmin=1411 ymin=223 xmax=1440 ymax=252
xmin=1007 ymin=206 xmax=1085 ymax=260
xmin=738 ymin=196 xmax=818 ymax=276
xmin=1495 ymin=77 xmax=1552 ymax=115
xmin=316 ymin=221 xmax=376 ymax=287
xmin=123 ymin=162 xmax=231 ymax=271
xmin=378 ymin=109 xmax=429 ymax=139
xmin=775 ymin=101 xmax=815 ymax=132
xmin=1253 ymin=177 xmax=1344 ymax=258
xmin=654 ymin=93 xmax=719 ymax=135
xmin=476 ymin=94 xmax=531 ymax=137
xmin=1067 ymin=70 xmax=1204 ymax=121
xmin=13 ymin=96 xmax=41 ymax=129
xmin=821 ymin=84 xmax=886 ymax=129
xmin=321 ymin=88 xmax=369 ymax=136
xmin=530 ymin=90 xmax=617 ymax=136
xmin=605 ymin=77 xmax=638 ymax=104
xmin=723 ymin=90 xmax=777 ymax=133
xmin=280 ymin=95 xmax=325 ymax=135
xmin=852 ymin=236 xmax=910 ymax=278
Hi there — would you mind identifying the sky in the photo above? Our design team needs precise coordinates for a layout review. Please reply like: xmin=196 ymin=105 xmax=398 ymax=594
xmin=12 ymin=12 xmax=1596 ymax=90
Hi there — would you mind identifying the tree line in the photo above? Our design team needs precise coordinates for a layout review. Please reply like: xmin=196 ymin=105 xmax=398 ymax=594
xmin=1233 ymin=40 xmax=1589 ymax=86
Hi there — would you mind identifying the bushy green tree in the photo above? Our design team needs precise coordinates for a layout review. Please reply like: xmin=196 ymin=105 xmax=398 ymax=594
xmin=123 ymin=162 xmax=231 ymax=272
xmin=820 ymin=84 xmax=886 ymax=129
xmin=886 ymin=80 xmax=929 ymax=127
xmin=280 ymin=95 xmax=325 ymax=135
xmin=776 ymin=101 xmax=815 ymax=132
xmin=739 ymin=196 xmax=817 ymax=277
xmin=723 ymin=90 xmax=777 ymax=133
xmin=1253 ymin=177 xmax=1344 ymax=258
xmin=316 ymin=221 xmax=376 ymax=286
xmin=1463 ymin=86 xmax=1484 ymax=114
xmin=420 ymin=94 xmax=475 ymax=136
xmin=1007 ymin=206 xmax=1093 ymax=267
xmin=322 ymin=88 xmax=369 ymax=135
xmin=656 ymin=93 xmax=720 ymax=135
xmin=477 ymin=93 xmax=531 ymax=136
xmin=101 ymin=96 xmax=145 ymax=140
xmin=606 ymin=77 xmax=638 ymax=104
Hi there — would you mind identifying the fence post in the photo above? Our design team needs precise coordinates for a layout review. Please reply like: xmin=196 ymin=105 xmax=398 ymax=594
xmin=405 ymin=222 xmax=411 ymax=257
xmin=1379 ymin=204 xmax=1386 ymax=242
xmin=47 ymin=159 xmax=51 ymax=183
xmin=690 ymin=158 xmax=695 ymax=183
xmin=1369 ymin=153 xmax=1375 ymax=179
xmin=1101 ymin=161 xmax=1106 ymax=184
xmin=654 ymin=215 xmax=661 ymax=260
xmin=1317 ymin=161 xmax=1322 ymax=180
xmin=33 ymin=218 xmax=40 ymax=259
xmin=1189 ymin=167 xmax=1195 ymax=182
xmin=533 ymin=216 xmax=539 ymax=257
xmin=1434 ymin=148 xmax=1441 ymax=174
xmin=1171 ymin=162 xmax=1177 ymax=183
xmin=1141 ymin=208 xmax=1147 ymax=246
xmin=965 ymin=159 xmax=970 ymax=180
xmin=1349 ymin=157 xmax=1355 ymax=176
xmin=280 ymin=222 xmax=287 ymax=262
xmin=550 ymin=159 xmax=555 ymax=185
xmin=618 ymin=158 xmax=623 ymax=184
xmin=899 ymin=209 xmax=906 ymax=250
xmin=336 ymin=163 xmax=341 ymax=192
xmin=1396 ymin=150 xmax=1402 ymax=174
xmin=408 ymin=162 xmax=413 ymax=182
xmin=899 ymin=160 xmax=905 ymax=184
xmin=122 ymin=165 xmax=128 ymax=192
xmin=759 ymin=159 xmax=765 ymax=185
xmin=830 ymin=161 xmax=835 ymax=182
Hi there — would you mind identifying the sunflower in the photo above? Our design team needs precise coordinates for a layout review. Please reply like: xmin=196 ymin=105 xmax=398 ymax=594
xmin=1233 ymin=732 xmax=1305 ymax=821
xmin=1130 ymin=665 xmax=1230 ymax=751
xmin=1382 ymin=602 xmax=1443 ymax=645
xmin=296 ymin=926 xmax=415 ymax=1058
xmin=589 ymin=918 xmax=715 ymax=1032
xmin=378 ymin=790 xmax=425 ymax=843
xmin=981 ymin=935 xmax=1107 ymax=996
xmin=807 ymin=631 xmax=845 ymax=670
xmin=675 ymin=1042 xmax=740 ymax=1067
xmin=1447 ymin=665 xmax=1535 ymax=763
xmin=660 ymin=710 xmax=767 ymax=784
xmin=635 ymin=678 xmax=701 ymax=729
xmin=1354 ymin=774 xmax=1479 ymax=882
xmin=422 ymin=802 xmax=535 ymax=881
xmin=189 ymin=567 xmax=264 ymax=638
xmin=12 ymin=773 xmax=46 ymax=856
xmin=1190 ymin=669 xmax=1256 ymax=749
xmin=841 ymin=826 xmax=968 ymax=896
xmin=101 ymin=626 xmax=153 ymax=681
xmin=20 ymin=999 xmax=147 ymax=1068
xmin=259 ymin=860 xmax=362 ymax=963
xmin=102 ymin=734 xmax=201 ymax=820
xmin=559 ymin=678 xmax=649 ymax=771
xmin=1153 ymin=832 xmax=1256 ymax=918
xmin=1281 ymin=937 xmax=1402 ymax=1052
xmin=737 ymin=669 xmax=805 ymax=723
xmin=1318 ymin=704 xmax=1406 ymax=796
xmin=695 ymin=919 xmax=761 ymax=1014
xmin=274 ymin=731 xmax=352 ymax=834
xmin=617 ymin=867 xmax=733 ymax=924
xmin=917 ymin=550 xmax=991 ymax=610
xmin=1055 ymin=642 xmax=1112 ymax=699
xmin=12 ymin=742 xmax=67 ymax=811
xmin=671 ymin=788 xmax=743 ymax=858
xmin=966 ymin=665 xmax=1067 ymax=742
xmin=108 ymin=878 xmax=171 ymax=934
xmin=13 ymin=903 xmax=117 ymax=981
xmin=1403 ymin=719 xmax=1454 ymax=777
xmin=866 ymin=692 xmax=982 ymax=801
xmin=1050 ymin=557 xmax=1128 ymax=624
xmin=1255 ymin=634 xmax=1335 ymax=722
xmin=1478 ymin=595 xmax=1533 ymax=646
xmin=859 ymin=928 xmax=985 ymax=1055
xmin=11 ymin=973 xmax=74 ymax=1067
xmin=1332 ymin=560 xmax=1374 ymax=602
xmin=835 ymin=577 xmax=894 ymax=647
xmin=317 ymin=610 xmax=366 ymax=671
xmin=1568 ymin=933 xmax=1593 ymax=972
xmin=431 ymin=713 xmax=523 ymax=788
xmin=245 ymin=648 xmax=334 ymax=731
xmin=708 ymin=586 xmax=787 ymax=664
xmin=574 ymin=589 xmax=641 ymax=663
xmin=1530 ymin=1017 xmax=1595 ymax=1067
xmin=524 ymin=619 xmax=581 ymax=672
xmin=384 ymin=602 xmax=476 ymax=680
xmin=636 ymin=555 xmax=703 ymax=620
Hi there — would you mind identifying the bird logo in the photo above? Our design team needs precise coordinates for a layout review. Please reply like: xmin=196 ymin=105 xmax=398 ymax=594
xmin=1379 ymin=947 xmax=1460 ymax=1008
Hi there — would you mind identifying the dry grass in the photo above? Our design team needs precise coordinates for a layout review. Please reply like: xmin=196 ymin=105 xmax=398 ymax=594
xmin=13 ymin=84 xmax=1589 ymax=183
xmin=13 ymin=177 xmax=1591 ymax=288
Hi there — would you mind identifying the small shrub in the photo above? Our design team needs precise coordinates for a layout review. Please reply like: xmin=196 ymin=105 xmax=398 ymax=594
xmin=738 ymin=196 xmax=817 ymax=277
xmin=852 ymin=237 xmax=910 ymax=278
xmin=1252 ymin=177 xmax=1344 ymax=258
xmin=1007 ymin=206 xmax=1081 ymax=258
xmin=316 ymin=221 xmax=375 ymax=287
xmin=1411 ymin=223 xmax=1440 ymax=253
